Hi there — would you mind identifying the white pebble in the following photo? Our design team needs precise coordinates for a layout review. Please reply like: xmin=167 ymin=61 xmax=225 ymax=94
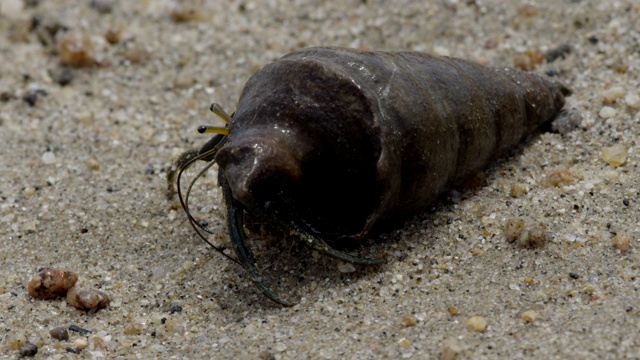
xmin=522 ymin=310 xmax=539 ymax=322
xmin=467 ymin=316 xmax=489 ymax=332
xmin=601 ymin=144 xmax=628 ymax=167
xmin=598 ymin=106 xmax=616 ymax=119
xmin=42 ymin=151 xmax=56 ymax=164
xmin=73 ymin=338 xmax=88 ymax=350
xmin=602 ymin=87 xmax=625 ymax=104
xmin=433 ymin=45 xmax=450 ymax=57
xmin=625 ymin=93 xmax=640 ymax=109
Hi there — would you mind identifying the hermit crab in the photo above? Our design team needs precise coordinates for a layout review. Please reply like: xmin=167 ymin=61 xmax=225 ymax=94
xmin=168 ymin=47 xmax=568 ymax=305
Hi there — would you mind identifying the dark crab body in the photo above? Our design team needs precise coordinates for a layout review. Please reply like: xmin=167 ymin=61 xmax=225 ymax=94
xmin=169 ymin=47 xmax=567 ymax=305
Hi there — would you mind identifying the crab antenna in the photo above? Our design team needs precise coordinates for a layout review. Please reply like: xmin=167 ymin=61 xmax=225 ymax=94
xmin=174 ymin=138 xmax=241 ymax=265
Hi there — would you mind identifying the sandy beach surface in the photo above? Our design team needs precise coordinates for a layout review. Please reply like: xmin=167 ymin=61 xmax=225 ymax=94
xmin=1 ymin=0 xmax=639 ymax=359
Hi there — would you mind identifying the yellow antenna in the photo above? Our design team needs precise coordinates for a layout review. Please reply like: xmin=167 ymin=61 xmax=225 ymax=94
xmin=196 ymin=103 xmax=232 ymax=135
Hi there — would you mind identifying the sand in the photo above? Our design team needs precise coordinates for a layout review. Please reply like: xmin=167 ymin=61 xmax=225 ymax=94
xmin=1 ymin=0 xmax=639 ymax=359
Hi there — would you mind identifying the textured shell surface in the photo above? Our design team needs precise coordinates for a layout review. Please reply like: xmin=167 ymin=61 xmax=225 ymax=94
xmin=214 ymin=47 xmax=566 ymax=241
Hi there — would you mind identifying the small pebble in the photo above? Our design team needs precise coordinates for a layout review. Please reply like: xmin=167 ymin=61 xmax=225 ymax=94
xmin=504 ymin=218 xmax=549 ymax=248
xmin=56 ymin=69 xmax=73 ymax=86
xmin=569 ymin=272 xmax=580 ymax=279
xmin=87 ymin=158 xmax=101 ymax=170
xmin=601 ymin=144 xmax=628 ymax=167
xmin=50 ymin=327 xmax=69 ymax=341
xmin=88 ymin=336 xmax=107 ymax=351
xmin=69 ymin=325 xmax=91 ymax=335
xmin=467 ymin=316 xmax=489 ymax=332
xmin=400 ymin=316 xmax=417 ymax=327
xmin=543 ymin=165 xmax=577 ymax=187
xmin=598 ymin=106 xmax=616 ymax=119
xmin=509 ymin=182 xmax=527 ymax=198
xmin=551 ymin=108 xmax=582 ymax=134
xmin=602 ymin=87 xmax=625 ymax=104
xmin=447 ymin=307 xmax=458 ymax=316
xmin=23 ymin=89 xmax=47 ymax=107
xmin=521 ymin=310 xmax=538 ymax=322
xmin=72 ymin=338 xmax=89 ymax=350
xmin=612 ymin=63 xmax=628 ymax=74
xmin=124 ymin=322 xmax=144 ymax=335
xmin=28 ymin=268 xmax=78 ymax=299
xmin=484 ymin=38 xmax=498 ymax=50
xmin=42 ymin=151 xmax=56 ymax=164
xmin=625 ymin=92 xmax=640 ymax=109
xmin=66 ymin=287 xmax=111 ymax=312
xmin=6 ymin=332 xmax=27 ymax=350
xmin=66 ymin=347 xmax=82 ymax=354
xmin=258 ymin=351 xmax=275 ymax=360
xmin=397 ymin=338 xmax=411 ymax=348
xmin=544 ymin=44 xmax=571 ymax=63
xmin=170 ymin=7 xmax=206 ymax=22
xmin=545 ymin=69 xmax=559 ymax=77
xmin=22 ymin=91 xmax=39 ymax=106
xmin=613 ymin=231 xmax=630 ymax=252
xmin=57 ymin=32 xmax=95 ymax=67
xmin=513 ymin=49 xmax=544 ymax=71
xmin=0 ymin=91 xmax=14 ymax=102
xmin=124 ymin=47 xmax=151 ymax=64
xmin=104 ymin=27 xmax=122 ymax=44
xmin=174 ymin=72 xmax=196 ymax=89
xmin=274 ymin=342 xmax=287 ymax=352
xmin=441 ymin=338 xmax=461 ymax=360
xmin=337 ymin=262 xmax=356 ymax=273
xmin=19 ymin=342 xmax=38 ymax=357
